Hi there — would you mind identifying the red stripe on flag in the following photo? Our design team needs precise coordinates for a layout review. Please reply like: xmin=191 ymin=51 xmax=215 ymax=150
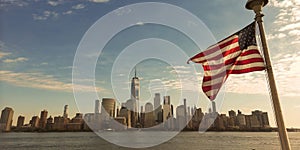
xmin=190 ymin=37 xmax=238 ymax=61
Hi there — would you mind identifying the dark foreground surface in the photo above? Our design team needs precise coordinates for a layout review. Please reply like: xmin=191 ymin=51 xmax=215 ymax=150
xmin=0 ymin=132 xmax=300 ymax=150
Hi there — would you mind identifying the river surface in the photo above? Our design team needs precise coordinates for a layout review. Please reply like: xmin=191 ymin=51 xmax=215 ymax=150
xmin=1 ymin=132 xmax=300 ymax=149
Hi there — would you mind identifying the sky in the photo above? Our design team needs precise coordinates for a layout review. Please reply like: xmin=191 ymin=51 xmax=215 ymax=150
xmin=0 ymin=0 xmax=299 ymax=128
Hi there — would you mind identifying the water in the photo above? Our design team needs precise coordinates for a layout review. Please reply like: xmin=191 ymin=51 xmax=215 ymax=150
xmin=1 ymin=132 xmax=300 ymax=150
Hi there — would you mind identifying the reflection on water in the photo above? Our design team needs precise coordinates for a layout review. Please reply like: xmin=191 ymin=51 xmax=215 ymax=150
xmin=0 ymin=132 xmax=300 ymax=150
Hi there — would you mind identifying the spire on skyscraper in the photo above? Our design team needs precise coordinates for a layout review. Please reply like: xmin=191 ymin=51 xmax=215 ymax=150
xmin=134 ymin=66 xmax=137 ymax=78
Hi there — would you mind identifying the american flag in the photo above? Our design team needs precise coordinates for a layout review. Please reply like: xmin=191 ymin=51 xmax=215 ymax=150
xmin=189 ymin=22 xmax=265 ymax=100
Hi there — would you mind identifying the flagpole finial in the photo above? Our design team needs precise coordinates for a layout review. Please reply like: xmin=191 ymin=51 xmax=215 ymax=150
xmin=245 ymin=0 xmax=268 ymax=11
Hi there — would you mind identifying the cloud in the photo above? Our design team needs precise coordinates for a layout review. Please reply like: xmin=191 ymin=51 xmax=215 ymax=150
xmin=89 ymin=0 xmax=110 ymax=3
xmin=33 ymin=10 xmax=59 ymax=20
xmin=3 ymin=57 xmax=28 ymax=63
xmin=267 ymin=33 xmax=287 ymax=40
xmin=270 ymin=0 xmax=295 ymax=8
xmin=0 ymin=70 xmax=105 ymax=93
xmin=40 ymin=62 xmax=48 ymax=65
xmin=0 ymin=0 xmax=28 ymax=8
xmin=223 ymin=51 xmax=300 ymax=97
xmin=72 ymin=4 xmax=85 ymax=10
xmin=267 ymin=0 xmax=300 ymax=43
xmin=289 ymin=29 xmax=300 ymax=36
xmin=62 ymin=10 xmax=73 ymax=15
xmin=278 ymin=22 xmax=300 ymax=32
xmin=136 ymin=22 xmax=144 ymax=26
xmin=48 ymin=0 xmax=60 ymax=6
xmin=0 ymin=51 xmax=11 ymax=59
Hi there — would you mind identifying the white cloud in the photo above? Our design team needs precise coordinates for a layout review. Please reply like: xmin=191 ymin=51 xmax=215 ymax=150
xmin=48 ymin=0 xmax=60 ymax=6
xmin=223 ymin=51 xmax=300 ymax=97
xmin=289 ymin=29 xmax=300 ymax=36
xmin=136 ymin=22 xmax=144 ymax=26
xmin=62 ymin=10 xmax=73 ymax=15
xmin=267 ymin=33 xmax=287 ymax=40
xmin=270 ymin=0 xmax=295 ymax=8
xmin=33 ymin=10 xmax=59 ymax=20
xmin=40 ymin=62 xmax=48 ymax=65
xmin=89 ymin=0 xmax=109 ymax=3
xmin=3 ymin=57 xmax=28 ymax=63
xmin=72 ymin=4 xmax=85 ymax=10
xmin=278 ymin=22 xmax=300 ymax=32
xmin=267 ymin=0 xmax=300 ymax=45
xmin=0 ymin=51 xmax=11 ymax=59
xmin=0 ymin=0 xmax=28 ymax=8
xmin=0 ymin=70 xmax=105 ymax=93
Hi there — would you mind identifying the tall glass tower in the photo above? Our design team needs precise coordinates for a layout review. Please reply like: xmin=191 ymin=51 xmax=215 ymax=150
xmin=130 ymin=67 xmax=140 ymax=127
xmin=131 ymin=68 xmax=140 ymax=101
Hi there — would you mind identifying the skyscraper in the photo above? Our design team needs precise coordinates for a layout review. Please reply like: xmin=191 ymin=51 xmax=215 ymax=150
xmin=228 ymin=110 xmax=236 ymax=118
xmin=39 ymin=109 xmax=48 ymax=129
xmin=176 ymin=105 xmax=186 ymax=130
xmin=183 ymin=99 xmax=187 ymax=123
xmin=31 ymin=116 xmax=40 ymax=128
xmin=252 ymin=110 xmax=270 ymax=128
xmin=0 ymin=107 xmax=14 ymax=132
xmin=131 ymin=67 xmax=140 ymax=115
xmin=130 ymin=68 xmax=140 ymax=127
xmin=63 ymin=105 xmax=68 ymax=118
xmin=144 ymin=103 xmax=154 ymax=128
xmin=163 ymin=96 xmax=171 ymax=122
xmin=212 ymin=101 xmax=217 ymax=113
xmin=101 ymin=98 xmax=116 ymax=117
xmin=154 ymin=93 xmax=162 ymax=122
xmin=95 ymin=100 xmax=100 ymax=114
xmin=131 ymin=68 xmax=140 ymax=101
xmin=17 ymin=115 xmax=25 ymax=128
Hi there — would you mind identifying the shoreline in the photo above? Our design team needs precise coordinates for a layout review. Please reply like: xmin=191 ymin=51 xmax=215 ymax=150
xmin=2 ymin=127 xmax=300 ymax=133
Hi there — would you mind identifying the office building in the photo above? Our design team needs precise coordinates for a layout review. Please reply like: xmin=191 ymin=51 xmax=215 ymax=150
xmin=212 ymin=101 xmax=217 ymax=113
xmin=95 ymin=100 xmax=100 ymax=114
xmin=236 ymin=110 xmax=246 ymax=127
xmin=176 ymin=105 xmax=186 ymax=130
xmin=130 ymin=68 xmax=140 ymax=127
xmin=251 ymin=110 xmax=270 ymax=128
xmin=163 ymin=96 xmax=171 ymax=122
xmin=144 ymin=103 xmax=154 ymax=128
xmin=63 ymin=105 xmax=68 ymax=118
xmin=53 ymin=116 xmax=68 ymax=131
xmin=31 ymin=116 xmax=40 ymax=128
xmin=131 ymin=68 xmax=140 ymax=112
xmin=228 ymin=110 xmax=236 ymax=118
xmin=154 ymin=93 xmax=162 ymax=122
xmin=39 ymin=110 xmax=48 ymax=129
xmin=0 ymin=107 xmax=14 ymax=132
xmin=17 ymin=115 xmax=25 ymax=128
xmin=101 ymin=98 xmax=116 ymax=117
xmin=118 ymin=106 xmax=131 ymax=128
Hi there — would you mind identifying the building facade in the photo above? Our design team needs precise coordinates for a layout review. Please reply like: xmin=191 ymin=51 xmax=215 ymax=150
xmin=0 ymin=107 xmax=14 ymax=132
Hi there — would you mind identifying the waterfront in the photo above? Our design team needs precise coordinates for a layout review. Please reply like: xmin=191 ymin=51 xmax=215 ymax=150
xmin=1 ymin=132 xmax=300 ymax=149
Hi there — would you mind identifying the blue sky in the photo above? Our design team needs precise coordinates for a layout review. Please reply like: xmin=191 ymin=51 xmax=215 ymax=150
xmin=0 ymin=0 xmax=300 ymax=128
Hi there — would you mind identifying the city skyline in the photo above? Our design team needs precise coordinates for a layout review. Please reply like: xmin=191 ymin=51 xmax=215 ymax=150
xmin=0 ymin=0 xmax=300 ymax=129
xmin=0 ymin=98 xmax=273 ymax=132
xmin=0 ymin=67 xmax=274 ymax=127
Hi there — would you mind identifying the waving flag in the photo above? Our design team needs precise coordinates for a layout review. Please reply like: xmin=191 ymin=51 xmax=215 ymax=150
xmin=189 ymin=22 xmax=265 ymax=100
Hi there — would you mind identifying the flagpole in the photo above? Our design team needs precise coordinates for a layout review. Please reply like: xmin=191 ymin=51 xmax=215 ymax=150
xmin=245 ymin=0 xmax=291 ymax=149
